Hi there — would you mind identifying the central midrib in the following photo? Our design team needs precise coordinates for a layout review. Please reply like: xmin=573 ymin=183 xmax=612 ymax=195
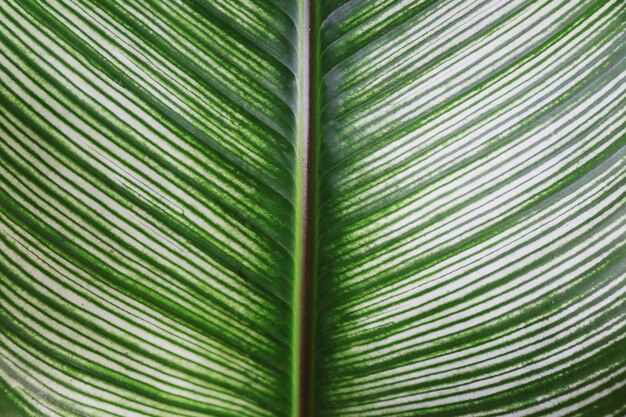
xmin=292 ymin=0 xmax=319 ymax=416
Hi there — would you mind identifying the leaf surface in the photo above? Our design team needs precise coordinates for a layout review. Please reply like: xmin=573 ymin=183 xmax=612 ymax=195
xmin=314 ymin=0 xmax=626 ymax=415
xmin=1 ymin=1 xmax=625 ymax=416
xmin=0 ymin=1 xmax=299 ymax=416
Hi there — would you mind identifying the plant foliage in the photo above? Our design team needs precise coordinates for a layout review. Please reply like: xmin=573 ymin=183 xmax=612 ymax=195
xmin=1 ymin=0 xmax=625 ymax=416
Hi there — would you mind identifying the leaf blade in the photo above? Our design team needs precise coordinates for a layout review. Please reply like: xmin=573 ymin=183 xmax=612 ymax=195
xmin=0 ymin=0 xmax=299 ymax=415
xmin=314 ymin=0 xmax=626 ymax=415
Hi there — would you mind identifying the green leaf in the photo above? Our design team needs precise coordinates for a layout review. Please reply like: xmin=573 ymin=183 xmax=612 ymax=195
xmin=0 ymin=1 xmax=297 ymax=415
xmin=314 ymin=0 xmax=626 ymax=415
xmin=1 ymin=1 xmax=625 ymax=417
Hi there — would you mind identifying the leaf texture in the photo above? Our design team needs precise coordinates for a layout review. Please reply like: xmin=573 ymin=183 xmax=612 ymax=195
xmin=1 ymin=0 xmax=625 ymax=416
xmin=0 ymin=1 xmax=300 ymax=416
xmin=314 ymin=0 xmax=626 ymax=415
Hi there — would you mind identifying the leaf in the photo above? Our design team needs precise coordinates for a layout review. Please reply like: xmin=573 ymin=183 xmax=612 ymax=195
xmin=314 ymin=0 xmax=626 ymax=415
xmin=1 ymin=1 xmax=625 ymax=417
xmin=0 ymin=0 xmax=298 ymax=416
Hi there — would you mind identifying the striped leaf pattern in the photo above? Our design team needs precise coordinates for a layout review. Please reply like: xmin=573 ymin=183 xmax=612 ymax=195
xmin=315 ymin=0 xmax=626 ymax=415
xmin=1 ymin=0 xmax=625 ymax=416
xmin=0 ymin=1 xmax=299 ymax=416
